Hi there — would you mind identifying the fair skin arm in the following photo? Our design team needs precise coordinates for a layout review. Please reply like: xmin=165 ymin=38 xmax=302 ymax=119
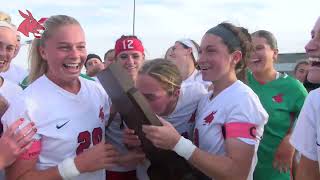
xmin=6 ymin=141 xmax=119 ymax=180
xmin=141 ymin=118 xmax=254 ymax=179
xmin=0 ymin=119 xmax=36 ymax=169
xmin=273 ymin=134 xmax=295 ymax=173
xmin=295 ymin=155 xmax=320 ymax=180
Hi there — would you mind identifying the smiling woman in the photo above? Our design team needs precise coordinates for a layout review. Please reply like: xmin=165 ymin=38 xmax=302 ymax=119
xmin=247 ymin=30 xmax=308 ymax=180
xmin=2 ymin=15 xmax=120 ymax=180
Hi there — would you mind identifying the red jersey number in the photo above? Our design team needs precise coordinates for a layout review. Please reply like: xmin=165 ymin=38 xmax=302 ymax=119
xmin=76 ymin=127 xmax=103 ymax=155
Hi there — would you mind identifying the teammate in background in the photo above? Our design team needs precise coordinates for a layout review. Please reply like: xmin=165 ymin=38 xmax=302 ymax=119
xmin=166 ymin=39 xmax=211 ymax=89
xmin=105 ymin=35 xmax=147 ymax=180
xmin=294 ymin=60 xmax=310 ymax=83
xmin=0 ymin=15 xmax=27 ymax=85
xmin=246 ymin=30 xmax=307 ymax=180
xmin=136 ymin=22 xmax=268 ymax=179
xmin=290 ymin=16 xmax=320 ymax=180
xmin=104 ymin=49 xmax=115 ymax=68
xmin=164 ymin=46 xmax=173 ymax=60
xmin=84 ymin=53 xmax=105 ymax=81
xmin=0 ymin=21 xmax=22 ymax=102
xmin=2 ymin=15 xmax=120 ymax=180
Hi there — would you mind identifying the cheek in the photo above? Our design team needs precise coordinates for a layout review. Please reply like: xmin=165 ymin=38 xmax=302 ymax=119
xmin=149 ymin=100 xmax=166 ymax=114
xmin=307 ymin=70 xmax=320 ymax=83
xmin=136 ymin=59 xmax=144 ymax=68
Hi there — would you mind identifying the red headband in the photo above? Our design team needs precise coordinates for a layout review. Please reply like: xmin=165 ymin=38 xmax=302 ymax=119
xmin=114 ymin=36 xmax=144 ymax=57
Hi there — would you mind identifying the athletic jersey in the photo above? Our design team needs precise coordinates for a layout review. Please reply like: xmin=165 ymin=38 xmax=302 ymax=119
xmin=0 ymin=78 xmax=22 ymax=180
xmin=290 ymin=88 xmax=320 ymax=170
xmin=164 ymin=81 xmax=207 ymax=139
xmin=0 ymin=64 xmax=28 ymax=85
xmin=183 ymin=69 xmax=211 ymax=90
xmin=20 ymin=73 xmax=95 ymax=90
xmin=1 ymin=75 xmax=110 ymax=180
xmin=0 ymin=77 xmax=22 ymax=104
xmin=194 ymin=80 xmax=268 ymax=180
xmin=247 ymin=71 xmax=307 ymax=180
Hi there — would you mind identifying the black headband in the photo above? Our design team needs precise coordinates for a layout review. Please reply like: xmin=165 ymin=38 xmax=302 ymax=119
xmin=206 ymin=25 xmax=241 ymax=48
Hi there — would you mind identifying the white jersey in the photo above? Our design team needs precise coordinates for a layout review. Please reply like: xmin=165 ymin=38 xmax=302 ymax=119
xmin=290 ymin=88 xmax=320 ymax=169
xmin=194 ymin=80 xmax=268 ymax=180
xmin=2 ymin=75 xmax=110 ymax=180
xmin=183 ymin=69 xmax=211 ymax=90
xmin=0 ymin=77 xmax=22 ymax=104
xmin=0 ymin=64 xmax=28 ymax=85
xmin=0 ymin=78 xmax=21 ymax=180
xmin=164 ymin=81 xmax=207 ymax=138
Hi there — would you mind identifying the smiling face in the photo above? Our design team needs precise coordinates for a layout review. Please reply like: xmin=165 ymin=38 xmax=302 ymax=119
xmin=294 ymin=63 xmax=309 ymax=83
xmin=136 ymin=74 xmax=179 ymax=116
xmin=39 ymin=24 xmax=87 ymax=85
xmin=0 ymin=27 xmax=17 ymax=72
xmin=117 ymin=50 xmax=144 ymax=81
xmin=306 ymin=17 xmax=320 ymax=83
xmin=85 ymin=58 xmax=105 ymax=77
xmin=197 ymin=33 xmax=235 ymax=82
xmin=168 ymin=42 xmax=193 ymax=78
xmin=247 ymin=36 xmax=277 ymax=74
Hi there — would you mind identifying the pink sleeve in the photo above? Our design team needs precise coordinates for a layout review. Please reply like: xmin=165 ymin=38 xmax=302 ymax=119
xmin=224 ymin=122 xmax=257 ymax=140
xmin=19 ymin=140 xmax=41 ymax=160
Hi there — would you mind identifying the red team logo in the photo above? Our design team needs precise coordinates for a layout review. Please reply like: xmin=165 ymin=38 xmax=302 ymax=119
xmin=272 ymin=93 xmax=283 ymax=103
xmin=17 ymin=10 xmax=47 ymax=39
xmin=203 ymin=111 xmax=217 ymax=125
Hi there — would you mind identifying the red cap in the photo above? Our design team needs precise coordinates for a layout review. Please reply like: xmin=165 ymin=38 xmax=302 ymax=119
xmin=114 ymin=36 xmax=144 ymax=57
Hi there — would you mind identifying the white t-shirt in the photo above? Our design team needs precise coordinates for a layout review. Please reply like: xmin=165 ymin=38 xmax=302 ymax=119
xmin=183 ymin=69 xmax=211 ymax=90
xmin=2 ymin=75 xmax=110 ymax=180
xmin=194 ymin=80 xmax=268 ymax=180
xmin=164 ymin=81 xmax=207 ymax=139
xmin=0 ymin=64 xmax=28 ymax=85
xmin=290 ymin=88 xmax=320 ymax=170
xmin=0 ymin=78 xmax=22 ymax=104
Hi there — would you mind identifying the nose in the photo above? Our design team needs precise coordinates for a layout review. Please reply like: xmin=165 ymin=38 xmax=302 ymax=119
xmin=69 ymin=46 xmax=80 ymax=58
xmin=126 ymin=55 xmax=135 ymax=65
xmin=198 ymin=51 xmax=204 ymax=64
xmin=305 ymin=39 xmax=315 ymax=53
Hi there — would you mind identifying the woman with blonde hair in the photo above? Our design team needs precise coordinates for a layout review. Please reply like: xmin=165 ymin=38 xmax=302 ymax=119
xmin=2 ymin=15 xmax=120 ymax=180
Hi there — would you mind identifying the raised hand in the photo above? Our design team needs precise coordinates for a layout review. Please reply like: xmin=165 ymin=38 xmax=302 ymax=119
xmin=0 ymin=118 xmax=37 ymax=169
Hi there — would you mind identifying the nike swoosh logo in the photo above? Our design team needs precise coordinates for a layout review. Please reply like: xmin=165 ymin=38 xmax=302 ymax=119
xmin=56 ymin=120 xmax=70 ymax=129
xmin=317 ymin=140 xmax=320 ymax=147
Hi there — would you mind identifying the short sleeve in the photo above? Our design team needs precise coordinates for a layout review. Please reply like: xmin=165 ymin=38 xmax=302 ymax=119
xmin=226 ymin=91 xmax=268 ymax=145
xmin=290 ymin=90 xmax=319 ymax=161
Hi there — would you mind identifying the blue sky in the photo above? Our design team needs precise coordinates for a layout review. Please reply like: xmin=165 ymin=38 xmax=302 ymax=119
xmin=3 ymin=0 xmax=320 ymax=69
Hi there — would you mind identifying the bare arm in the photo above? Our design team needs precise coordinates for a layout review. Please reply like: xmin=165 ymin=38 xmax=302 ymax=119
xmin=295 ymin=155 xmax=320 ymax=180
xmin=142 ymin=119 xmax=255 ymax=180
xmin=6 ymin=142 xmax=119 ymax=180
xmin=6 ymin=158 xmax=62 ymax=180
xmin=189 ymin=139 xmax=254 ymax=179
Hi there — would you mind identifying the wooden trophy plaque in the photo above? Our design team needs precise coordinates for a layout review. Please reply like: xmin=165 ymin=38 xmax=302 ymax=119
xmin=97 ymin=62 xmax=199 ymax=179
xmin=97 ymin=62 xmax=165 ymax=157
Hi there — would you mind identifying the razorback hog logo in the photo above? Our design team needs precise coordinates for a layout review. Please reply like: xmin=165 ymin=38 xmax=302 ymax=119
xmin=18 ymin=10 xmax=47 ymax=39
